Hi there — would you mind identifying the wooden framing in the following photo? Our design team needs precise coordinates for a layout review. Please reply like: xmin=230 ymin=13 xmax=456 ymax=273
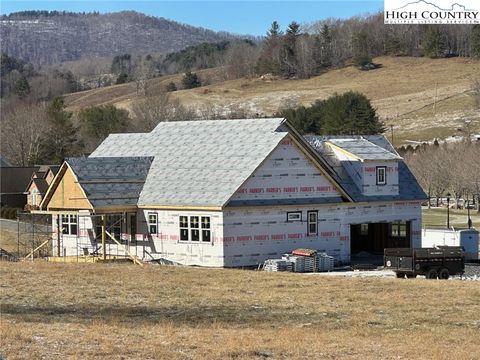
xmin=40 ymin=162 xmax=93 ymax=211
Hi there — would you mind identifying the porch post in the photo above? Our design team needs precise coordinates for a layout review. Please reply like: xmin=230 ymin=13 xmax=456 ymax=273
xmin=57 ymin=214 xmax=61 ymax=257
xmin=101 ymin=215 xmax=106 ymax=261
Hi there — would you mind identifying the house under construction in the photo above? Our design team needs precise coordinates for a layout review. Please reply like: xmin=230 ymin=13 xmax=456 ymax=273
xmin=38 ymin=118 xmax=427 ymax=267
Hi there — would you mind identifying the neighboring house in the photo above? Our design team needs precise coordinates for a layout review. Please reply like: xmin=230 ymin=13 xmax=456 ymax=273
xmin=25 ymin=165 xmax=60 ymax=210
xmin=39 ymin=118 xmax=427 ymax=266
xmin=1 ymin=166 xmax=40 ymax=209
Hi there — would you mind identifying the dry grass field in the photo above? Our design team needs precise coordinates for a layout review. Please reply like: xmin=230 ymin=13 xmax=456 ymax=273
xmin=64 ymin=56 xmax=480 ymax=146
xmin=1 ymin=262 xmax=479 ymax=360
xmin=423 ymin=207 xmax=480 ymax=229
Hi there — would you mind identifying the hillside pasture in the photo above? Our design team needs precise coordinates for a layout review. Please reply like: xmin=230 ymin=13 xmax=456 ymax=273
xmin=63 ymin=56 xmax=480 ymax=146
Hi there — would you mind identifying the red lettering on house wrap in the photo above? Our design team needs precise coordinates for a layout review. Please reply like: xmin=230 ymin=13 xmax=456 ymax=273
xmin=236 ymin=236 xmax=252 ymax=241
xmin=340 ymin=236 xmax=348 ymax=241
xmin=288 ymin=233 xmax=302 ymax=239
xmin=321 ymin=231 xmax=335 ymax=237
xmin=272 ymin=234 xmax=286 ymax=240
xmin=300 ymin=186 xmax=314 ymax=192
xmin=266 ymin=187 xmax=281 ymax=193
xmin=254 ymin=235 xmax=269 ymax=241
xmin=316 ymin=186 xmax=331 ymax=192
xmin=237 ymin=188 xmax=248 ymax=194
xmin=280 ymin=139 xmax=293 ymax=146
xmin=364 ymin=167 xmax=376 ymax=172
xmin=283 ymin=187 xmax=298 ymax=193
xmin=249 ymin=188 xmax=264 ymax=193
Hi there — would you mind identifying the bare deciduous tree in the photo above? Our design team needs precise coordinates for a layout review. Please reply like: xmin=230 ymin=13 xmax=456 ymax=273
xmin=130 ymin=91 xmax=196 ymax=131
xmin=0 ymin=101 xmax=48 ymax=165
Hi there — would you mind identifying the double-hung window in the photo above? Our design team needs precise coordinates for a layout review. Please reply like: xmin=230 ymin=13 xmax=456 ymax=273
xmin=307 ymin=211 xmax=318 ymax=236
xmin=61 ymin=214 xmax=78 ymax=235
xmin=201 ymin=216 xmax=211 ymax=242
xmin=180 ymin=216 xmax=189 ymax=240
xmin=179 ymin=215 xmax=211 ymax=242
xmin=190 ymin=216 xmax=200 ymax=241
xmin=148 ymin=213 xmax=158 ymax=234
xmin=376 ymin=166 xmax=386 ymax=185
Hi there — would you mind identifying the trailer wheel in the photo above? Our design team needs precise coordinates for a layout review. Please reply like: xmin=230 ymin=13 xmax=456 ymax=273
xmin=406 ymin=274 xmax=416 ymax=279
xmin=438 ymin=268 xmax=450 ymax=280
xmin=396 ymin=272 xmax=405 ymax=278
xmin=425 ymin=269 xmax=438 ymax=279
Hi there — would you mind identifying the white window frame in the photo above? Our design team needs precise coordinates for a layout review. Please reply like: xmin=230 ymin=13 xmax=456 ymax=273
xmin=201 ymin=216 xmax=211 ymax=242
xmin=307 ymin=211 xmax=318 ymax=236
xmin=376 ymin=166 xmax=387 ymax=185
xmin=148 ymin=213 xmax=158 ymax=234
xmin=287 ymin=211 xmax=302 ymax=222
xmin=31 ymin=189 xmax=38 ymax=205
xmin=179 ymin=215 xmax=211 ymax=243
xmin=61 ymin=214 xmax=78 ymax=235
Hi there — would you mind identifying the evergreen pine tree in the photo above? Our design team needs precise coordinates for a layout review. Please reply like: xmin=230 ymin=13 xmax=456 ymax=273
xmin=256 ymin=21 xmax=284 ymax=75
xmin=40 ymin=96 xmax=84 ymax=163
xmin=281 ymin=21 xmax=301 ymax=77
xmin=422 ymin=26 xmax=446 ymax=58
xmin=181 ymin=71 xmax=201 ymax=89
xmin=14 ymin=76 xmax=30 ymax=99
xmin=351 ymin=29 xmax=372 ymax=67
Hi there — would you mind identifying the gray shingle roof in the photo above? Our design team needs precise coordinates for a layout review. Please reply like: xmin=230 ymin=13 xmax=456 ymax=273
xmin=90 ymin=118 xmax=288 ymax=207
xmin=327 ymin=138 xmax=402 ymax=161
xmin=67 ymin=157 xmax=153 ymax=208
xmin=305 ymin=135 xmax=427 ymax=202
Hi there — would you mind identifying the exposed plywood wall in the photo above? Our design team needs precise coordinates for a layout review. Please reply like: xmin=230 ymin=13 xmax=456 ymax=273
xmin=47 ymin=167 xmax=92 ymax=210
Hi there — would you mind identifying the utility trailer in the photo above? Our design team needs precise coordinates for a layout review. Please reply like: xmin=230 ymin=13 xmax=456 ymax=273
xmin=384 ymin=246 xmax=464 ymax=279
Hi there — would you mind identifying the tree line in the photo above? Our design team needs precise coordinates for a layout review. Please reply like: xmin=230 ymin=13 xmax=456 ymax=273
xmin=404 ymin=142 xmax=480 ymax=212
xmin=1 ymin=87 xmax=385 ymax=166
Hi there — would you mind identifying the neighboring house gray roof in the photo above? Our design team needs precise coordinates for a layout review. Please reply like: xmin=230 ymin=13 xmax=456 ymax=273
xmin=326 ymin=138 xmax=402 ymax=161
xmin=305 ymin=135 xmax=427 ymax=202
xmin=31 ymin=178 xmax=49 ymax=194
xmin=90 ymin=118 xmax=288 ymax=207
xmin=67 ymin=157 xmax=153 ymax=208
xmin=1 ymin=167 xmax=39 ymax=194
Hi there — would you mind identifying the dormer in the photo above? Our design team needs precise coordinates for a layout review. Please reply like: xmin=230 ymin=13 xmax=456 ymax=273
xmin=325 ymin=137 xmax=402 ymax=196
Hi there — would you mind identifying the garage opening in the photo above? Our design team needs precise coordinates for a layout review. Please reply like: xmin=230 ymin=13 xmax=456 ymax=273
xmin=350 ymin=221 xmax=411 ymax=264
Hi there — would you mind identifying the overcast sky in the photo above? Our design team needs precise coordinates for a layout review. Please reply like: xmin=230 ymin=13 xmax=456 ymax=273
xmin=1 ymin=1 xmax=384 ymax=36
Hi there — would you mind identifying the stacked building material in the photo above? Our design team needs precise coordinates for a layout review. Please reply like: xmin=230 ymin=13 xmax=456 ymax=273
xmin=317 ymin=252 xmax=335 ymax=272
xmin=282 ymin=254 xmax=306 ymax=272
xmin=292 ymin=248 xmax=318 ymax=257
xmin=265 ymin=249 xmax=334 ymax=273
xmin=263 ymin=259 xmax=293 ymax=272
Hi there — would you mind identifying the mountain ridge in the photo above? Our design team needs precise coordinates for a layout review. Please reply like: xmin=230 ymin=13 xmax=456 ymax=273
xmin=0 ymin=10 xmax=240 ymax=65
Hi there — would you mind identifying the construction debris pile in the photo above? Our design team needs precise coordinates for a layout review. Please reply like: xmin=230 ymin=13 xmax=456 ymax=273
xmin=263 ymin=249 xmax=334 ymax=273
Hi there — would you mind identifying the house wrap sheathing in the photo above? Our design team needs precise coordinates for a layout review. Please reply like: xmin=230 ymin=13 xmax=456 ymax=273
xmin=40 ymin=118 xmax=427 ymax=267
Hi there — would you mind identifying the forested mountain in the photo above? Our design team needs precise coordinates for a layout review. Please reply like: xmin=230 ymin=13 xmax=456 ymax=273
xmin=0 ymin=11 xmax=236 ymax=65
